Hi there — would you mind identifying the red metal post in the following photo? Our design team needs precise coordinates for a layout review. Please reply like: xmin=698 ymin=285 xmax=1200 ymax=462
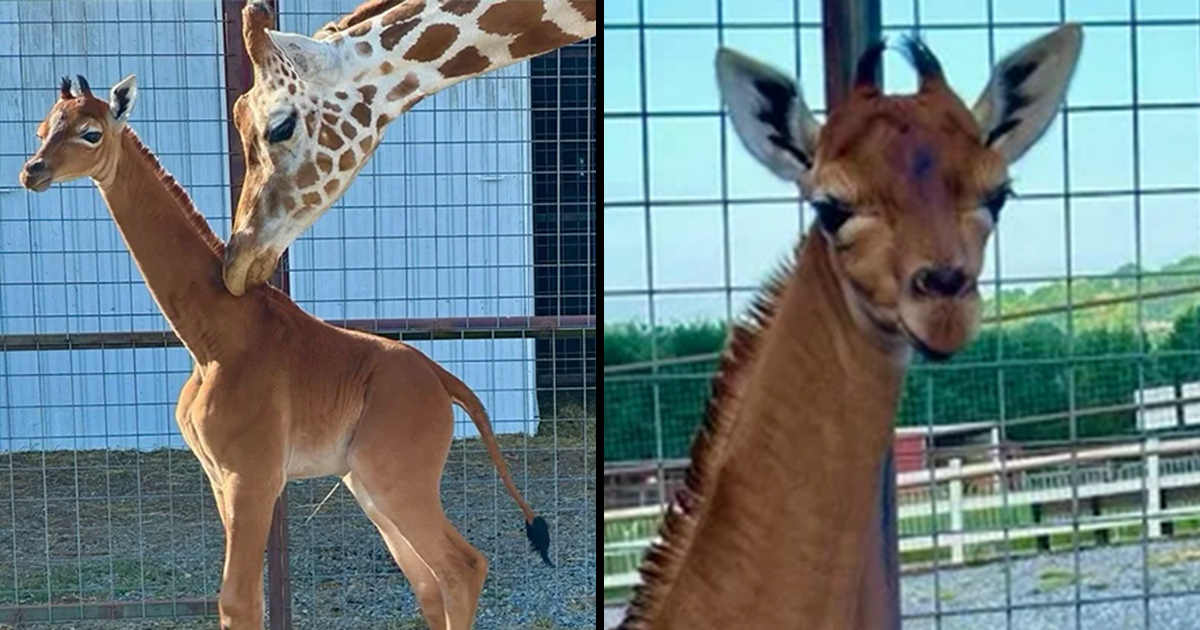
xmin=220 ymin=2 xmax=292 ymax=629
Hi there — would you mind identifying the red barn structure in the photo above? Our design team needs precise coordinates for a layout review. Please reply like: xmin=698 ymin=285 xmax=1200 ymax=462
xmin=895 ymin=421 xmax=1002 ymax=474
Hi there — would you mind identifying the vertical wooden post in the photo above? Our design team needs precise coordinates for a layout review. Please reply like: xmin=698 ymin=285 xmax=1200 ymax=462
xmin=948 ymin=458 xmax=965 ymax=564
xmin=1147 ymin=436 xmax=1162 ymax=539
xmin=220 ymin=2 xmax=292 ymax=629
xmin=818 ymin=0 xmax=895 ymax=626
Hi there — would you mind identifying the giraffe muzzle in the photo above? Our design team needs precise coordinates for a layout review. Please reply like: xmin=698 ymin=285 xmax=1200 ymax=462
xmin=223 ymin=234 xmax=280 ymax=297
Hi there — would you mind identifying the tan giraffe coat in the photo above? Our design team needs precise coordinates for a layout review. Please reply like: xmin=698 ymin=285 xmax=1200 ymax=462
xmin=618 ymin=25 xmax=1083 ymax=629
xmin=19 ymin=75 xmax=550 ymax=630
xmin=222 ymin=0 xmax=597 ymax=295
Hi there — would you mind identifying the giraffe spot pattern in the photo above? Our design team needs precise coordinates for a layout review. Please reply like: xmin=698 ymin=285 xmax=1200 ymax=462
xmin=569 ymin=0 xmax=596 ymax=21
xmin=282 ymin=195 xmax=297 ymax=211
xmin=341 ymin=121 xmax=358 ymax=140
xmin=443 ymin=0 xmax=478 ymax=16
xmin=510 ymin=21 xmax=577 ymax=58
xmin=404 ymin=24 xmax=459 ymax=62
xmin=359 ymin=137 xmax=375 ymax=154
xmin=355 ymin=41 xmax=373 ymax=56
xmin=479 ymin=1 xmax=544 ymax=36
xmin=348 ymin=21 xmax=372 ymax=37
xmin=379 ymin=61 xmax=395 ymax=75
xmin=387 ymin=73 xmax=420 ymax=102
xmin=316 ymin=153 xmax=334 ymax=174
xmin=296 ymin=163 xmax=319 ymax=188
xmin=358 ymin=85 xmax=377 ymax=105
xmin=335 ymin=91 xmax=349 ymax=100
xmin=351 ymin=102 xmax=372 ymax=127
xmin=319 ymin=124 xmax=345 ymax=150
xmin=302 ymin=192 xmax=322 ymax=206
xmin=323 ymin=112 xmax=339 ymax=126
xmin=380 ymin=17 xmax=421 ymax=51
xmin=439 ymin=46 xmax=490 ymax=79
xmin=381 ymin=0 xmax=424 ymax=25
xmin=338 ymin=150 xmax=357 ymax=171
xmin=324 ymin=179 xmax=341 ymax=195
xmin=324 ymin=101 xmax=343 ymax=113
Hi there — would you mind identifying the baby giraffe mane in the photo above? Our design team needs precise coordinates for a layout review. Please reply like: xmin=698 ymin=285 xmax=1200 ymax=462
xmin=618 ymin=242 xmax=799 ymax=628
xmin=121 ymin=127 xmax=226 ymax=258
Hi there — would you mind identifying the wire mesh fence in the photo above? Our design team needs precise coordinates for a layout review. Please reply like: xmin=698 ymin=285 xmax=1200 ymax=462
xmin=0 ymin=1 xmax=595 ymax=628
xmin=603 ymin=0 xmax=1200 ymax=628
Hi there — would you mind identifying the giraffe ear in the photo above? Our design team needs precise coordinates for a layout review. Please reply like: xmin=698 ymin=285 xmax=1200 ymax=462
xmin=108 ymin=75 xmax=138 ymax=126
xmin=972 ymin=24 xmax=1082 ymax=164
xmin=716 ymin=47 xmax=820 ymax=185
xmin=267 ymin=30 xmax=344 ymax=84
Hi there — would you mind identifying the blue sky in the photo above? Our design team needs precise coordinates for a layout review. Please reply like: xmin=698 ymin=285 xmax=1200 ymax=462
xmin=604 ymin=0 xmax=1200 ymax=325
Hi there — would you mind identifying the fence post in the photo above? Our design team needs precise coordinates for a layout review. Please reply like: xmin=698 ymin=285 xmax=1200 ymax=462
xmin=948 ymin=458 xmax=964 ymax=564
xmin=221 ymin=2 xmax=292 ymax=629
xmin=819 ymin=0 xmax=893 ymax=626
xmin=1147 ymin=436 xmax=1162 ymax=539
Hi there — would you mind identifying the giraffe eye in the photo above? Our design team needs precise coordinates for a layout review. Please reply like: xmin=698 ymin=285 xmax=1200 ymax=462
xmin=80 ymin=130 xmax=102 ymax=144
xmin=267 ymin=114 xmax=297 ymax=144
xmin=811 ymin=197 xmax=853 ymax=234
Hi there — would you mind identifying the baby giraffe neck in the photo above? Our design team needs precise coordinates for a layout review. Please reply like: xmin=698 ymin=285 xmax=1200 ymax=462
xmin=94 ymin=130 xmax=247 ymax=363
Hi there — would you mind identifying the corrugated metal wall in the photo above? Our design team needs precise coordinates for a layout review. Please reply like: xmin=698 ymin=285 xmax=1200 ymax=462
xmin=0 ymin=0 xmax=539 ymax=451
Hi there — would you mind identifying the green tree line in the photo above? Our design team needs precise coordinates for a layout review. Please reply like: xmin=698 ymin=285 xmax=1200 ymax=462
xmin=605 ymin=301 xmax=1200 ymax=463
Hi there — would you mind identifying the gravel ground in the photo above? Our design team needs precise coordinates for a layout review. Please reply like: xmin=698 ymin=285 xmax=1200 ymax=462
xmin=0 ymin=430 xmax=596 ymax=629
xmin=604 ymin=538 xmax=1200 ymax=630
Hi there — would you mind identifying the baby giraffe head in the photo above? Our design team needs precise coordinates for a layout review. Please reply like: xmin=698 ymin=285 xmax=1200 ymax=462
xmin=20 ymin=75 xmax=138 ymax=193
xmin=717 ymin=25 xmax=1081 ymax=361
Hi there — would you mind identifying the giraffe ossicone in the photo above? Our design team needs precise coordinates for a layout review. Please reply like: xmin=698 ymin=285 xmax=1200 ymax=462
xmin=223 ymin=0 xmax=597 ymax=296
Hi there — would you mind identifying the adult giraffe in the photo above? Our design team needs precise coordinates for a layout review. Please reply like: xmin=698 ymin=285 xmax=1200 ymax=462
xmin=618 ymin=25 xmax=1082 ymax=629
xmin=19 ymin=75 xmax=550 ymax=630
xmin=222 ymin=0 xmax=597 ymax=295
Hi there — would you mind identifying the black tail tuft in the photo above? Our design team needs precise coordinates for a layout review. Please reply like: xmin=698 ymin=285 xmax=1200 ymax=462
xmin=525 ymin=516 xmax=553 ymax=568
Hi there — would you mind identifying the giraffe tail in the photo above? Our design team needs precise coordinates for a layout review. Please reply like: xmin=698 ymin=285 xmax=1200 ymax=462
xmin=430 ymin=360 xmax=554 ymax=568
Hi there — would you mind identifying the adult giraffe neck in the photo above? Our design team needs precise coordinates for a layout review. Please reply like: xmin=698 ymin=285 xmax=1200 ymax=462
xmin=329 ymin=1 xmax=597 ymax=128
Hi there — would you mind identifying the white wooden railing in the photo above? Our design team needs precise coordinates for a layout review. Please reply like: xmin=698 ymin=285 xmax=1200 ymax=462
xmin=603 ymin=436 xmax=1200 ymax=599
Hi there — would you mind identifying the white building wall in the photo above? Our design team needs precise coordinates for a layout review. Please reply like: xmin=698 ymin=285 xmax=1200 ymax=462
xmin=0 ymin=0 xmax=538 ymax=451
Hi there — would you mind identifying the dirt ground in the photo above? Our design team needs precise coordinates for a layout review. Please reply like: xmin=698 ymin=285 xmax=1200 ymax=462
xmin=0 ymin=426 xmax=597 ymax=629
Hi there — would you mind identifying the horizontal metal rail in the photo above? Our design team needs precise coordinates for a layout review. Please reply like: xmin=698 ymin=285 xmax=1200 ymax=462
xmin=0 ymin=598 xmax=218 ymax=625
xmin=0 ymin=315 xmax=596 ymax=351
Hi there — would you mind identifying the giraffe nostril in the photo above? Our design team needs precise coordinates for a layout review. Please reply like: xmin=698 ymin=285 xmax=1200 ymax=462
xmin=913 ymin=266 xmax=968 ymax=298
xmin=26 ymin=160 xmax=46 ymax=174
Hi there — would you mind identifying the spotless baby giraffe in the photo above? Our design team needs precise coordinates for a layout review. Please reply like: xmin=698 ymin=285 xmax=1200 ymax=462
xmin=19 ymin=75 xmax=549 ymax=630
xmin=620 ymin=25 xmax=1082 ymax=630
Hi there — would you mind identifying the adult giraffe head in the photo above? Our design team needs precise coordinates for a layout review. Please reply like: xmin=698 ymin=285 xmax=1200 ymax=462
xmin=223 ymin=0 xmax=596 ymax=295
xmin=717 ymin=25 xmax=1081 ymax=360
